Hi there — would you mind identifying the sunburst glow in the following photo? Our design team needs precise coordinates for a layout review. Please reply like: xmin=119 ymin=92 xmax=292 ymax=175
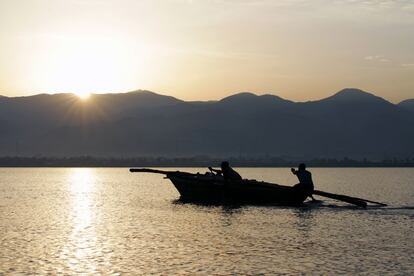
xmin=75 ymin=91 xmax=91 ymax=100
xmin=22 ymin=34 xmax=154 ymax=96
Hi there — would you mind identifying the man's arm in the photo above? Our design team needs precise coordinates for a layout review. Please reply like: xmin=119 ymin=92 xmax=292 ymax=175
xmin=208 ymin=167 xmax=222 ymax=175
xmin=291 ymin=168 xmax=297 ymax=175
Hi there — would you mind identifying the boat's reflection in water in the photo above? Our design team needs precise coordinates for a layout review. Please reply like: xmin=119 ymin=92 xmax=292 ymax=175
xmin=60 ymin=168 xmax=99 ymax=273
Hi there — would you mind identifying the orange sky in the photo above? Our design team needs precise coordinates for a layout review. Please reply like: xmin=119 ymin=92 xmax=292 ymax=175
xmin=0 ymin=0 xmax=413 ymax=102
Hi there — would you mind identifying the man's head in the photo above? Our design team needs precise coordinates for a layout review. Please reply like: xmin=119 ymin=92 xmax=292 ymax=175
xmin=298 ymin=163 xmax=306 ymax=170
xmin=221 ymin=161 xmax=230 ymax=170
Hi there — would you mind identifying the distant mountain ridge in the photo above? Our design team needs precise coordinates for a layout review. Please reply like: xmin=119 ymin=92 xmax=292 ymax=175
xmin=0 ymin=88 xmax=413 ymax=159
xmin=319 ymin=88 xmax=392 ymax=104
xmin=398 ymin=99 xmax=414 ymax=113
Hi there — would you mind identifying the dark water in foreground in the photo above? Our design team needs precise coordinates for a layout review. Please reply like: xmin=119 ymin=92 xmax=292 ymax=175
xmin=0 ymin=168 xmax=413 ymax=275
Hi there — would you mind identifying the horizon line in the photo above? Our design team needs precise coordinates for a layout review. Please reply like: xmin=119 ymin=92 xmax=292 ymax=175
xmin=1 ymin=87 xmax=412 ymax=104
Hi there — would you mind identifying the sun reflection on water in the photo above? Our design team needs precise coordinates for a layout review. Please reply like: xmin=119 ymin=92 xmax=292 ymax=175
xmin=70 ymin=168 xmax=94 ymax=229
xmin=61 ymin=168 xmax=100 ymax=273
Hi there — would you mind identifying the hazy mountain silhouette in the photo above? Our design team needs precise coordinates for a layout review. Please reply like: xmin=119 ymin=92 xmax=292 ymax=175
xmin=0 ymin=88 xmax=413 ymax=158
xmin=319 ymin=88 xmax=391 ymax=104
xmin=398 ymin=99 xmax=414 ymax=113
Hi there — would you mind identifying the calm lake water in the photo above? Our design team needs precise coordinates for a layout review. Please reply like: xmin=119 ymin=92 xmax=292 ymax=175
xmin=0 ymin=168 xmax=413 ymax=275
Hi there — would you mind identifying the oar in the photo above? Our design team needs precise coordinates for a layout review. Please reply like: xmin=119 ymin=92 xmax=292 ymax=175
xmin=313 ymin=190 xmax=387 ymax=207
xmin=355 ymin=198 xmax=387 ymax=206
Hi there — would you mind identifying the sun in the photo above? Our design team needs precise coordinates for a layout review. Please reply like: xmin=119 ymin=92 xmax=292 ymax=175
xmin=75 ymin=91 xmax=91 ymax=100
xmin=24 ymin=34 xmax=155 ymax=97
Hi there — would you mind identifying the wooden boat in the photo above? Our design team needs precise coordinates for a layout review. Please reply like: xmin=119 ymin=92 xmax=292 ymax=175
xmin=130 ymin=168 xmax=309 ymax=206
xmin=130 ymin=168 xmax=388 ymax=208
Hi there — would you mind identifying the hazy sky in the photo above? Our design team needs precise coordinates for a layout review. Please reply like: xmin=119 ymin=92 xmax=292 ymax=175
xmin=0 ymin=0 xmax=413 ymax=102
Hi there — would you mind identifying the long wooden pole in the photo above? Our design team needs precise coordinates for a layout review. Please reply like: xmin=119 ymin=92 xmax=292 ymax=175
xmin=129 ymin=168 xmax=172 ymax=174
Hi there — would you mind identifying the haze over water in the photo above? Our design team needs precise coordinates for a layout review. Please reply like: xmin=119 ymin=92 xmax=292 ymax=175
xmin=1 ymin=168 xmax=413 ymax=274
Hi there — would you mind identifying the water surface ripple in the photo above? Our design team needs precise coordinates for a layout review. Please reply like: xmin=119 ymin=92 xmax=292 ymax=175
xmin=0 ymin=168 xmax=413 ymax=274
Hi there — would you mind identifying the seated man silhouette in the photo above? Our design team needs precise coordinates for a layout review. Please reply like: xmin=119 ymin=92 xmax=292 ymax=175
xmin=209 ymin=161 xmax=242 ymax=181
xmin=291 ymin=163 xmax=315 ymax=201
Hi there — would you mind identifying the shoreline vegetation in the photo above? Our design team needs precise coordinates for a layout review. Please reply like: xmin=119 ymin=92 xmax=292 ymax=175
xmin=0 ymin=156 xmax=413 ymax=168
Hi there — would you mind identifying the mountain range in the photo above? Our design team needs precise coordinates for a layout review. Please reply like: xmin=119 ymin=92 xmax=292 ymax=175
xmin=0 ymin=88 xmax=413 ymax=159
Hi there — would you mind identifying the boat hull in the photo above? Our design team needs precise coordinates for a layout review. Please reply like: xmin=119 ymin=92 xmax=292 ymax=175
xmin=168 ymin=173 xmax=308 ymax=206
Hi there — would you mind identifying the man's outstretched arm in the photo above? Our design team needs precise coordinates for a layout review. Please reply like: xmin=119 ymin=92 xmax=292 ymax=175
xmin=208 ymin=167 xmax=222 ymax=175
